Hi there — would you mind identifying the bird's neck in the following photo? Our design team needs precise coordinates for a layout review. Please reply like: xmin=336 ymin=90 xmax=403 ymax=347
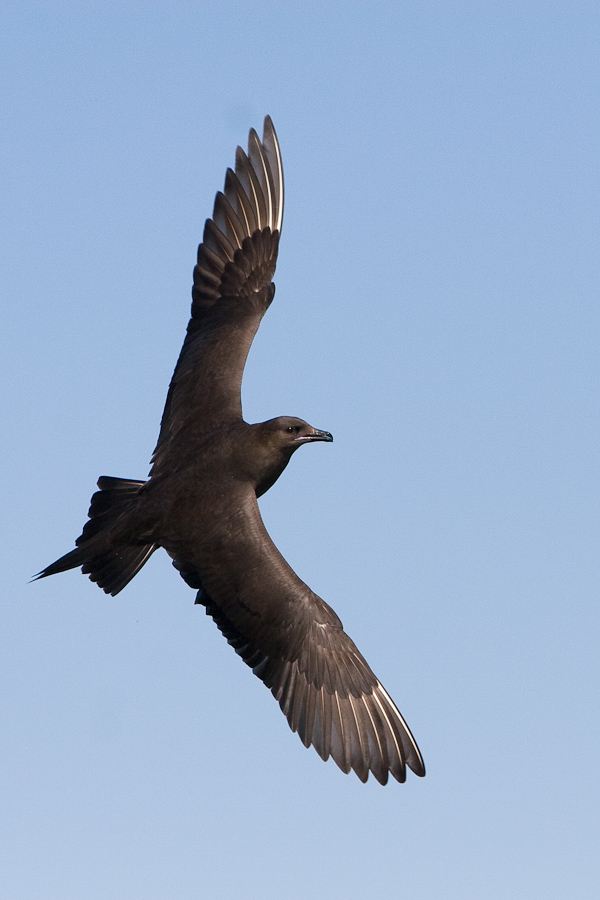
xmin=241 ymin=424 xmax=295 ymax=497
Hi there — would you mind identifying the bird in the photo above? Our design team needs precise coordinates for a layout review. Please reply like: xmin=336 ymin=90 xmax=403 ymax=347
xmin=37 ymin=117 xmax=425 ymax=785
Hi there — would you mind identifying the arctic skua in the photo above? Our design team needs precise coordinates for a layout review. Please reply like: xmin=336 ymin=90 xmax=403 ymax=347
xmin=38 ymin=117 xmax=425 ymax=785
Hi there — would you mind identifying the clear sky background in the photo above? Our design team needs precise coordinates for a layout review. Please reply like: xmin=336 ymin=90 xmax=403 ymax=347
xmin=2 ymin=2 xmax=599 ymax=898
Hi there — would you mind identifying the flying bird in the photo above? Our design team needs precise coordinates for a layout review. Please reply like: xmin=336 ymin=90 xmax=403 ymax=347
xmin=38 ymin=117 xmax=425 ymax=785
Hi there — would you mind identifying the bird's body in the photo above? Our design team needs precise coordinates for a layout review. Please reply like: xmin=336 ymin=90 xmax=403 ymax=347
xmin=38 ymin=118 xmax=425 ymax=785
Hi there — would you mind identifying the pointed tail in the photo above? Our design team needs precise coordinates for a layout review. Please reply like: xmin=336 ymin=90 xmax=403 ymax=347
xmin=36 ymin=476 xmax=156 ymax=596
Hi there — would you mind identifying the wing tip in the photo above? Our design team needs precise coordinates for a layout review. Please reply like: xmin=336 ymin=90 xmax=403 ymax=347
xmin=273 ymin=657 xmax=425 ymax=785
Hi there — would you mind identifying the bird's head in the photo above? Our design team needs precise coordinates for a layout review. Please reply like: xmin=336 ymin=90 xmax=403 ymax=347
xmin=249 ymin=416 xmax=333 ymax=496
xmin=261 ymin=416 xmax=334 ymax=450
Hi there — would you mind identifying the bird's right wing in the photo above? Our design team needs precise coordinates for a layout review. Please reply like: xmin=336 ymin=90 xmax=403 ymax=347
xmin=206 ymin=592 xmax=425 ymax=785
xmin=151 ymin=117 xmax=284 ymax=476
xmin=179 ymin=494 xmax=425 ymax=785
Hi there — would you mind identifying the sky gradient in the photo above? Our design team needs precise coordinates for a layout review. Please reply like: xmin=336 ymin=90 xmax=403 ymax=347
xmin=2 ymin=3 xmax=599 ymax=898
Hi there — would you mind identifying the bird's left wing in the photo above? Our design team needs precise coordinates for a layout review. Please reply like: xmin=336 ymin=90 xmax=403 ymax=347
xmin=178 ymin=493 xmax=425 ymax=785
xmin=151 ymin=117 xmax=284 ymax=475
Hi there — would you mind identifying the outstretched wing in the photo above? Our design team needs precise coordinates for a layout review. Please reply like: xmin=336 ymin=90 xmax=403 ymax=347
xmin=177 ymin=492 xmax=425 ymax=785
xmin=151 ymin=117 xmax=284 ymax=475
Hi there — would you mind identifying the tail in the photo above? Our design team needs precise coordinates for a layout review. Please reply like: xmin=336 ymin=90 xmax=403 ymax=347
xmin=36 ymin=476 xmax=157 ymax=596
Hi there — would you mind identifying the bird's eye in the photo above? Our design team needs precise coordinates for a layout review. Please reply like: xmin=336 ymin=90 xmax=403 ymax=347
xmin=286 ymin=426 xmax=294 ymax=433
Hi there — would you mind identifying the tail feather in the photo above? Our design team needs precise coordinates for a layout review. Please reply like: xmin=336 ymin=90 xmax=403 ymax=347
xmin=36 ymin=476 xmax=156 ymax=596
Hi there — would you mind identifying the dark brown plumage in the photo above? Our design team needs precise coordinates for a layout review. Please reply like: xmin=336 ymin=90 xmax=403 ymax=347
xmin=37 ymin=118 xmax=425 ymax=785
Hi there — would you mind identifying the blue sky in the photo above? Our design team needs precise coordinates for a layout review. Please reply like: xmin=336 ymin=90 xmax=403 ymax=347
xmin=2 ymin=2 xmax=599 ymax=898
